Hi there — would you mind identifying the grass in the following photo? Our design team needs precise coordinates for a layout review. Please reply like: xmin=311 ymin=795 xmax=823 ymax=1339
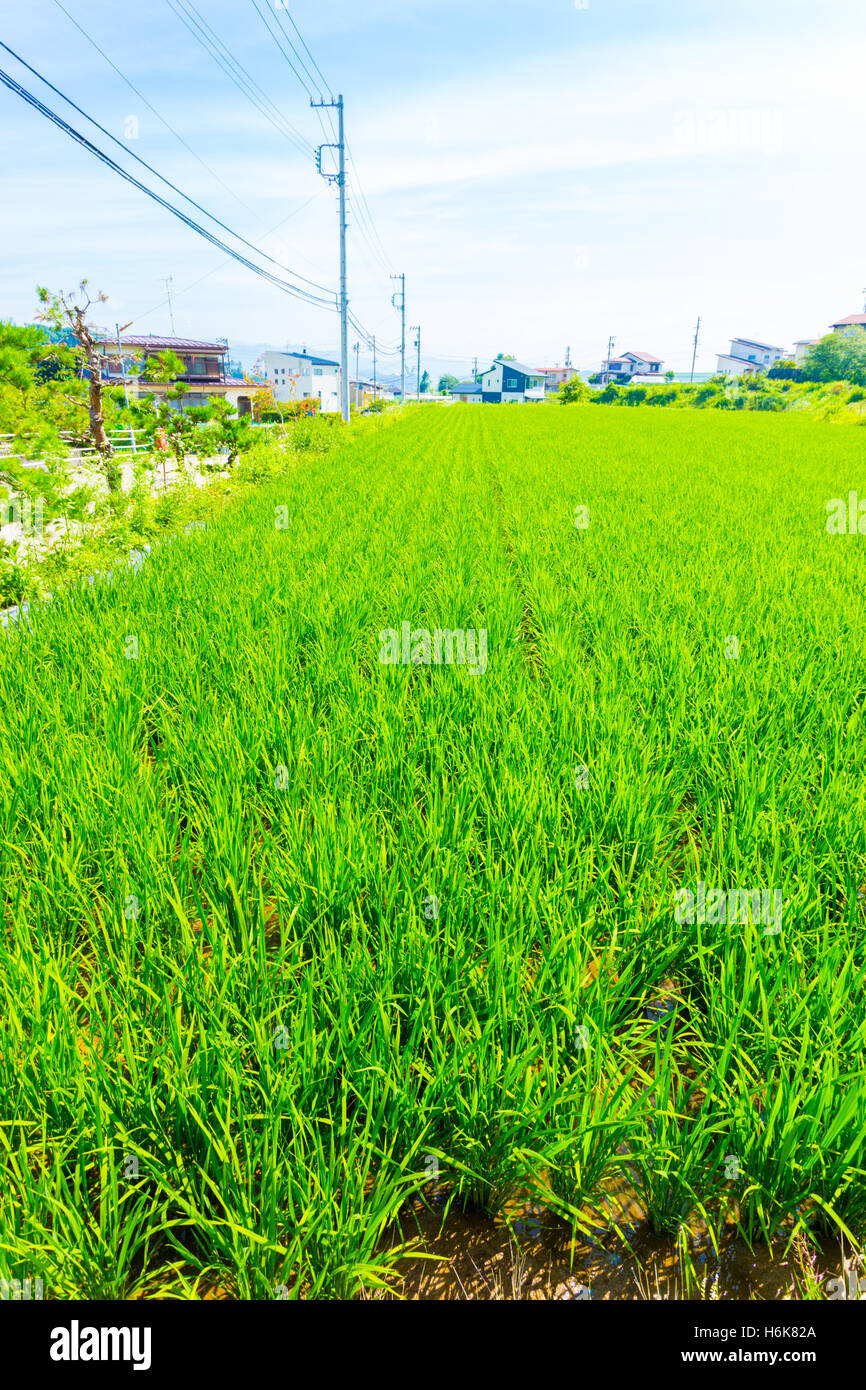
xmin=0 ymin=402 xmax=864 ymax=1299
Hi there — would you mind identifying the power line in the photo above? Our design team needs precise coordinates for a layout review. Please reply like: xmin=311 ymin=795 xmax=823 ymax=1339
xmin=0 ymin=41 xmax=332 ymax=297
xmin=0 ymin=65 xmax=337 ymax=310
xmin=251 ymin=0 xmax=316 ymax=100
xmin=165 ymin=0 xmax=316 ymax=161
xmin=51 ymin=0 xmax=260 ymax=222
xmin=274 ymin=3 xmax=334 ymax=100
xmin=130 ymin=188 xmax=325 ymax=325
xmin=257 ymin=0 xmax=326 ymax=100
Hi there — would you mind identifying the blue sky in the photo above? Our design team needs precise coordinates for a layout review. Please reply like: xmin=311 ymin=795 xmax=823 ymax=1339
xmin=1 ymin=0 xmax=865 ymax=377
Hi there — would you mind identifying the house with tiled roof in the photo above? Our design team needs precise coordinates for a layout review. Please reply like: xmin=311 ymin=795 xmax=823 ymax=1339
xmin=599 ymin=350 xmax=664 ymax=385
xmin=830 ymin=313 xmax=866 ymax=331
xmin=95 ymin=333 xmax=257 ymax=413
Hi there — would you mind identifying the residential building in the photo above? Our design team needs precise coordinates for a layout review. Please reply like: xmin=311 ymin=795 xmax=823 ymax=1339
xmin=450 ymin=380 xmax=484 ymax=402
xmin=540 ymin=366 xmax=579 ymax=392
xmin=350 ymin=378 xmax=380 ymax=409
xmin=716 ymin=337 xmax=785 ymax=377
xmin=95 ymin=333 xmax=255 ymax=413
xmin=598 ymin=350 xmax=664 ymax=385
xmin=478 ymin=358 xmax=546 ymax=403
xmin=793 ymin=339 xmax=820 ymax=365
xmin=264 ymin=350 xmax=341 ymax=413
xmin=830 ymin=313 xmax=866 ymax=334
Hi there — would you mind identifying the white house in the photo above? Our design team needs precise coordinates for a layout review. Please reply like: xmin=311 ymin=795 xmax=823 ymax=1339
xmin=264 ymin=350 xmax=341 ymax=413
xmin=716 ymin=337 xmax=785 ymax=377
xmin=599 ymin=351 xmax=664 ymax=385
xmin=793 ymin=339 xmax=819 ymax=365
xmin=478 ymin=359 xmax=546 ymax=403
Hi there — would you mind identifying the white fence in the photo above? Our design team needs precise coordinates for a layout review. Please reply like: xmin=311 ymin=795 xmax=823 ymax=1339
xmin=0 ymin=427 xmax=151 ymax=464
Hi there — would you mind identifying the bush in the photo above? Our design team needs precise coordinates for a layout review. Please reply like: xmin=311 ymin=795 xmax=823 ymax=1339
xmin=557 ymin=376 xmax=590 ymax=405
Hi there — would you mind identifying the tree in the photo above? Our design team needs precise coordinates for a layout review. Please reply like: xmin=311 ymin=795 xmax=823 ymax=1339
xmin=0 ymin=321 xmax=96 ymax=544
xmin=496 ymin=353 xmax=516 ymax=361
xmin=419 ymin=370 xmax=431 ymax=394
xmin=438 ymin=374 xmax=459 ymax=394
xmin=557 ymin=376 xmax=590 ymax=404
xmin=802 ymin=331 xmax=866 ymax=386
xmin=36 ymin=282 xmax=121 ymax=489
xmin=140 ymin=348 xmax=186 ymax=386
xmin=665 ymin=370 xmax=676 ymax=382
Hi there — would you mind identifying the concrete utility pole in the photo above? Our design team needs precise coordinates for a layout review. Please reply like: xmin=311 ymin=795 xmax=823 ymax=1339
xmin=354 ymin=340 xmax=360 ymax=386
xmin=391 ymin=272 xmax=406 ymax=403
xmin=472 ymin=355 xmax=478 ymax=382
xmin=312 ymin=94 xmax=350 ymax=424
xmin=565 ymin=345 xmax=572 ymax=369
xmin=372 ymin=335 xmax=377 ymax=396
xmin=411 ymin=325 xmax=421 ymax=400
xmin=605 ymin=335 xmax=615 ymax=381
xmin=690 ymin=316 xmax=702 ymax=382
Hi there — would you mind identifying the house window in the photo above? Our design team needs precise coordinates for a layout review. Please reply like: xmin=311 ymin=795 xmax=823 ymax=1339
xmin=748 ymin=355 xmax=756 ymax=362
xmin=313 ymin=368 xmax=323 ymax=376
xmin=506 ymin=377 xmax=518 ymax=388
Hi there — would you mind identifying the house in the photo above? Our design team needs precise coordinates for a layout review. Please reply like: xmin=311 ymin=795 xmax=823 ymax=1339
xmin=96 ymin=334 xmax=255 ymax=413
xmin=263 ymin=349 xmax=341 ymax=413
xmin=350 ymin=378 xmax=379 ymax=409
xmin=830 ymin=313 xmax=866 ymax=334
xmin=450 ymin=380 xmax=484 ymax=402
xmin=716 ymin=337 xmax=785 ymax=377
xmin=793 ymin=339 xmax=820 ymax=365
xmin=540 ymin=366 xmax=580 ymax=392
xmin=478 ymin=358 xmax=546 ymax=403
xmin=598 ymin=351 xmax=663 ymax=385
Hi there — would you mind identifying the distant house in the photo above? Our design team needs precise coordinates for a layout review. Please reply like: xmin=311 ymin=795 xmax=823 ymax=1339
xmin=830 ymin=313 xmax=866 ymax=334
xmin=598 ymin=351 xmax=663 ymax=386
xmin=450 ymin=380 xmax=484 ymax=402
xmin=793 ymin=339 xmax=820 ymax=365
xmin=350 ymin=378 xmax=378 ymax=409
xmin=540 ymin=366 xmax=579 ymax=392
xmin=95 ymin=333 xmax=254 ymax=413
xmin=264 ymin=349 xmax=340 ymax=413
xmin=716 ymin=337 xmax=785 ymax=377
xmin=478 ymin=358 xmax=546 ymax=403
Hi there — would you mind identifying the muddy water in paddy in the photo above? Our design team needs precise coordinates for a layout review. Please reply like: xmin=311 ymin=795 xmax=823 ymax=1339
xmin=372 ymin=1179 xmax=857 ymax=1301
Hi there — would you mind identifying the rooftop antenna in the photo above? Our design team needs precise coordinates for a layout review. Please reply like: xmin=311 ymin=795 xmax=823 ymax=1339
xmin=161 ymin=275 xmax=176 ymax=336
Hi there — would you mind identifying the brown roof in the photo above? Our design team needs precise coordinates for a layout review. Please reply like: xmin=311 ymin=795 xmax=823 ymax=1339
xmin=830 ymin=315 xmax=866 ymax=327
xmin=100 ymin=334 xmax=228 ymax=352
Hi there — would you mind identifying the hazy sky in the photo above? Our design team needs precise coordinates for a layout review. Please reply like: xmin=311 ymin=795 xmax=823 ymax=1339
xmin=1 ymin=0 xmax=865 ymax=377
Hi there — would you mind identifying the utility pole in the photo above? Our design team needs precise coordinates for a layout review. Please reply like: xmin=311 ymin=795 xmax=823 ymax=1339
xmin=690 ymin=315 xmax=702 ymax=382
xmin=161 ymin=276 xmax=176 ymax=335
xmin=391 ymin=272 xmax=406 ymax=404
xmin=372 ymin=335 xmax=377 ymax=397
xmin=312 ymin=94 xmax=350 ymax=424
xmin=472 ymin=355 xmax=478 ymax=382
xmin=605 ymin=335 xmax=615 ymax=381
xmin=565 ymin=345 xmax=572 ymax=369
xmin=411 ymin=325 xmax=421 ymax=400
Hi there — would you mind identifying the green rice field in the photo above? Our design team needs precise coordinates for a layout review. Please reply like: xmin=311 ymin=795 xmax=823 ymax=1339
xmin=2 ymin=403 xmax=865 ymax=1299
